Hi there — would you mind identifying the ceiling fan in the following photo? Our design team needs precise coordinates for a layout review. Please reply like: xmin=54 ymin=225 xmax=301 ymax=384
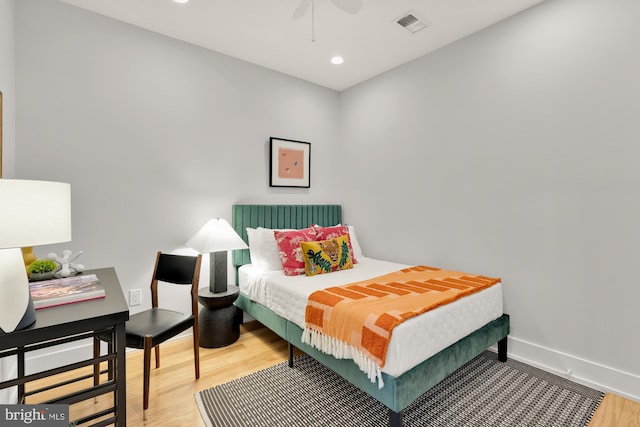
xmin=292 ymin=0 xmax=364 ymax=20
xmin=292 ymin=0 xmax=363 ymax=42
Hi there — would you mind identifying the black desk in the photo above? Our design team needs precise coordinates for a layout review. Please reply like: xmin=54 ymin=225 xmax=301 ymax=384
xmin=0 ymin=267 xmax=129 ymax=427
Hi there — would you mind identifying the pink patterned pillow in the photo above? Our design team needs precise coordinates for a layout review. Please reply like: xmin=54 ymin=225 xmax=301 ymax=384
xmin=312 ymin=224 xmax=358 ymax=264
xmin=274 ymin=227 xmax=318 ymax=276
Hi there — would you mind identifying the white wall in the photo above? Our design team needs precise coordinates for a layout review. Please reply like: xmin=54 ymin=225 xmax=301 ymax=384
xmin=15 ymin=0 xmax=340 ymax=319
xmin=0 ymin=0 xmax=15 ymax=178
xmin=340 ymin=0 xmax=640 ymax=399
xmin=0 ymin=0 xmax=17 ymax=405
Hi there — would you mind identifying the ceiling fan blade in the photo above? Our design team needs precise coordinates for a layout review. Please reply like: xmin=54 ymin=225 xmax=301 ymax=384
xmin=330 ymin=0 xmax=363 ymax=15
xmin=292 ymin=0 xmax=311 ymax=20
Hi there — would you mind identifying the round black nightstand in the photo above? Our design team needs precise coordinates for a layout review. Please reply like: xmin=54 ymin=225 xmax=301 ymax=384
xmin=197 ymin=285 xmax=240 ymax=348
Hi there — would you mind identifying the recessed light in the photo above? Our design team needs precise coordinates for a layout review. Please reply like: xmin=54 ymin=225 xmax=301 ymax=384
xmin=331 ymin=56 xmax=344 ymax=65
xmin=173 ymin=0 xmax=189 ymax=4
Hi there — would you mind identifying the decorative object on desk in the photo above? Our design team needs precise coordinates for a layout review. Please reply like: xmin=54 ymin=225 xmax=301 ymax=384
xmin=47 ymin=249 xmax=85 ymax=277
xmin=269 ymin=137 xmax=311 ymax=188
xmin=186 ymin=218 xmax=248 ymax=293
xmin=21 ymin=246 xmax=37 ymax=271
xmin=0 ymin=179 xmax=71 ymax=334
xmin=29 ymin=274 xmax=104 ymax=309
xmin=27 ymin=259 xmax=59 ymax=281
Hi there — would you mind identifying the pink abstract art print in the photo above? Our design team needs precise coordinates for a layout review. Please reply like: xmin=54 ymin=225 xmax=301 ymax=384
xmin=278 ymin=148 xmax=304 ymax=179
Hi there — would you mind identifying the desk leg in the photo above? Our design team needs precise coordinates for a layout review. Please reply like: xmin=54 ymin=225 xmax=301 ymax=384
xmin=17 ymin=348 xmax=25 ymax=403
xmin=114 ymin=322 xmax=127 ymax=427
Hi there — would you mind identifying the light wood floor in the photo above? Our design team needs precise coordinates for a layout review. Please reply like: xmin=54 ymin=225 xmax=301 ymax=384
xmin=27 ymin=321 xmax=639 ymax=426
xmin=588 ymin=393 xmax=640 ymax=427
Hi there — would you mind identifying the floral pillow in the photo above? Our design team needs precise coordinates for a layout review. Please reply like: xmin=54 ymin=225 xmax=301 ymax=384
xmin=301 ymin=234 xmax=354 ymax=276
xmin=274 ymin=227 xmax=317 ymax=276
xmin=313 ymin=224 xmax=358 ymax=264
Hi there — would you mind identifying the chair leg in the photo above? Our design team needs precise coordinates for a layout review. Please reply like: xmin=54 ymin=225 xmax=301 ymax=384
xmin=155 ymin=344 xmax=160 ymax=369
xmin=193 ymin=324 xmax=200 ymax=379
xmin=143 ymin=336 xmax=153 ymax=421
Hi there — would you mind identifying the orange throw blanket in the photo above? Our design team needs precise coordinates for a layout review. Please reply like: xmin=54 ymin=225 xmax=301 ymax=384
xmin=302 ymin=265 xmax=500 ymax=387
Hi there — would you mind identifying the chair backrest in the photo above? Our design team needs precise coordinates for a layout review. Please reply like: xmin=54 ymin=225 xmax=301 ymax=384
xmin=150 ymin=252 xmax=202 ymax=313
xmin=155 ymin=253 xmax=200 ymax=284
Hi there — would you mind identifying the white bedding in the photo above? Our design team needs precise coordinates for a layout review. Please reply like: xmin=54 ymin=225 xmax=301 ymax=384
xmin=238 ymin=257 xmax=503 ymax=378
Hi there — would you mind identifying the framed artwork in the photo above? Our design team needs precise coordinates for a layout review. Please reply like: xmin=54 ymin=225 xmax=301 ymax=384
xmin=269 ymin=137 xmax=310 ymax=188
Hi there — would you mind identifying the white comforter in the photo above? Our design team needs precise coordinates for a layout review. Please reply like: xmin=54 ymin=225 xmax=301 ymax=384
xmin=238 ymin=257 xmax=503 ymax=377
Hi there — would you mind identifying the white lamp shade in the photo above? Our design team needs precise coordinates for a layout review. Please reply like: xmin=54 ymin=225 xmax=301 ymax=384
xmin=0 ymin=179 xmax=72 ymax=333
xmin=0 ymin=179 xmax=72 ymax=249
xmin=186 ymin=218 xmax=248 ymax=254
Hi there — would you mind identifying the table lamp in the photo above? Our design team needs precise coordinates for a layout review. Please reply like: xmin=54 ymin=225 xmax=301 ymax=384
xmin=0 ymin=179 xmax=71 ymax=334
xmin=186 ymin=218 xmax=248 ymax=294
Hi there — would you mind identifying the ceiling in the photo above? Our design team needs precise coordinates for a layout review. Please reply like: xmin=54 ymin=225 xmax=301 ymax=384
xmin=59 ymin=0 xmax=545 ymax=91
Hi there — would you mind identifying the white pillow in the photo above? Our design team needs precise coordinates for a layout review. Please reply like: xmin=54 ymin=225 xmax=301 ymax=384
xmin=246 ymin=227 xmax=285 ymax=271
xmin=347 ymin=225 xmax=364 ymax=260
xmin=246 ymin=228 xmax=264 ymax=269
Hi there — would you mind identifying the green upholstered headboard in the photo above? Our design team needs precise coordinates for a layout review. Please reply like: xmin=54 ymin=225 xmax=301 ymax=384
xmin=231 ymin=204 xmax=342 ymax=269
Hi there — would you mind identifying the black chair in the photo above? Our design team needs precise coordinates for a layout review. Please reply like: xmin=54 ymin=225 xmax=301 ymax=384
xmin=93 ymin=251 xmax=202 ymax=420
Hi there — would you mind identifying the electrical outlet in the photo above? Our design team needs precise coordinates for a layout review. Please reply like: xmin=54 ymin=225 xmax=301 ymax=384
xmin=129 ymin=289 xmax=142 ymax=306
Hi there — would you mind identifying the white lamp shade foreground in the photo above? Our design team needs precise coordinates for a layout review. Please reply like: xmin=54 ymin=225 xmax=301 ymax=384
xmin=186 ymin=218 xmax=248 ymax=294
xmin=0 ymin=180 xmax=72 ymax=249
xmin=0 ymin=179 xmax=72 ymax=333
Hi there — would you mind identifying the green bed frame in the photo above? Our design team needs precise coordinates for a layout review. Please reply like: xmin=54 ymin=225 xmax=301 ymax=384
xmin=232 ymin=204 xmax=510 ymax=427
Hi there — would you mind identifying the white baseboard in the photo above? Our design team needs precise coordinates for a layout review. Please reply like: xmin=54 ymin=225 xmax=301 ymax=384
xmin=25 ymin=338 xmax=94 ymax=375
xmin=497 ymin=336 xmax=640 ymax=401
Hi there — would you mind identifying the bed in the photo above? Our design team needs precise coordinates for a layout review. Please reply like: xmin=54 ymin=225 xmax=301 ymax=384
xmin=231 ymin=204 xmax=510 ymax=427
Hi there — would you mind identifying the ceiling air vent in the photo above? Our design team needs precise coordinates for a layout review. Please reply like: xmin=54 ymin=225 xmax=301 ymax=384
xmin=395 ymin=11 xmax=429 ymax=34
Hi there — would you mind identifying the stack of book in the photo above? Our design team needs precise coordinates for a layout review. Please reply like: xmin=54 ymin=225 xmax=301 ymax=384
xmin=29 ymin=274 xmax=105 ymax=309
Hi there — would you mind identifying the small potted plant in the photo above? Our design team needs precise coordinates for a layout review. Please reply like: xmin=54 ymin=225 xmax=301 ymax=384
xmin=28 ymin=259 xmax=59 ymax=281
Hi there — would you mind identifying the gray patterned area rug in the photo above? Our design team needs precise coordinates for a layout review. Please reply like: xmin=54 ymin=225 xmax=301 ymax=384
xmin=195 ymin=351 xmax=604 ymax=427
